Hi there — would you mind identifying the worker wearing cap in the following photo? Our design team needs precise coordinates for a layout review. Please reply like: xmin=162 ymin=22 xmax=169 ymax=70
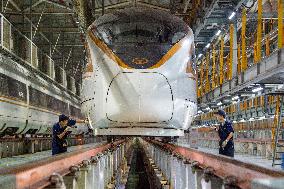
xmin=213 ymin=110 xmax=234 ymax=157
xmin=52 ymin=114 xmax=76 ymax=155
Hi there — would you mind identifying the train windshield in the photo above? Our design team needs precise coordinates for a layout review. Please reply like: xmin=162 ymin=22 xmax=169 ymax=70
xmin=90 ymin=8 xmax=191 ymax=69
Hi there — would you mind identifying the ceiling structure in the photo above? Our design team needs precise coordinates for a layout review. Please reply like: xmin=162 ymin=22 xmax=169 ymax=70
xmin=0 ymin=0 xmax=253 ymax=82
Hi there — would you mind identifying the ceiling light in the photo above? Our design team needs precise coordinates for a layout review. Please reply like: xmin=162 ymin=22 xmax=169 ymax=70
xmin=239 ymin=119 xmax=245 ymax=122
xmin=232 ymin=96 xmax=239 ymax=101
xmin=258 ymin=116 xmax=265 ymax=120
xmin=252 ymin=87 xmax=263 ymax=93
xmin=278 ymin=84 xmax=283 ymax=89
xmin=205 ymin=43 xmax=210 ymax=48
xmin=217 ymin=102 xmax=222 ymax=106
xmin=216 ymin=30 xmax=221 ymax=36
xmin=228 ymin=12 xmax=236 ymax=20
xmin=197 ymin=110 xmax=203 ymax=114
xmin=198 ymin=54 xmax=203 ymax=58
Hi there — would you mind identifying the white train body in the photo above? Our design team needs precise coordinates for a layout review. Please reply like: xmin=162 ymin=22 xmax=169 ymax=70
xmin=82 ymin=8 xmax=197 ymax=136
xmin=0 ymin=55 xmax=88 ymax=136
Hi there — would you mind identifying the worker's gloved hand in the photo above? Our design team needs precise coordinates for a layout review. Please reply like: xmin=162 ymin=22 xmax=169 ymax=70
xmin=222 ymin=140 xmax=228 ymax=148
xmin=65 ymin=126 xmax=72 ymax=132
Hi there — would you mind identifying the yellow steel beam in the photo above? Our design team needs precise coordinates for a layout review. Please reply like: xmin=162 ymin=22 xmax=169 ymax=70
xmin=212 ymin=46 xmax=216 ymax=89
xmin=256 ymin=0 xmax=262 ymax=63
xmin=228 ymin=24 xmax=233 ymax=80
xmin=220 ymin=37 xmax=224 ymax=85
xmin=272 ymin=95 xmax=280 ymax=151
xmin=254 ymin=42 xmax=258 ymax=63
xmin=237 ymin=43 xmax=241 ymax=74
xmin=266 ymin=35 xmax=270 ymax=56
xmin=200 ymin=60 xmax=204 ymax=96
xmin=205 ymin=52 xmax=210 ymax=93
xmin=278 ymin=0 xmax=283 ymax=48
xmin=241 ymin=9 xmax=247 ymax=71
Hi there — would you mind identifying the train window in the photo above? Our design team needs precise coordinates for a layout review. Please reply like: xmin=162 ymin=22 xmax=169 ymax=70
xmin=29 ymin=87 xmax=48 ymax=108
xmin=39 ymin=91 xmax=47 ymax=108
xmin=46 ymin=95 xmax=53 ymax=110
xmin=0 ymin=73 xmax=9 ymax=96
xmin=52 ymin=98 xmax=59 ymax=112
xmin=63 ymin=102 xmax=68 ymax=115
xmin=7 ymin=76 xmax=27 ymax=101
xmin=91 ymin=8 xmax=190 ymax=69
xmin=29 ymin=87 xmax=40 ymax=106
xmin=70 ymin=105 xmax=82 ymax=118
xmin=28 ymin=87 xmax=68 ymax=114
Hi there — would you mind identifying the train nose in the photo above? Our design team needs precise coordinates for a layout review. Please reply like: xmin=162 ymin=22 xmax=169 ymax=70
xmin=106 ymin=72 xmax=174 ymax=123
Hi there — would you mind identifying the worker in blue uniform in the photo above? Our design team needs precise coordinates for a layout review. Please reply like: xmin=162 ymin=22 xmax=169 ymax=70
xmin=213 ymin=110 xmax=234 ymax=157
xmin=52 ymin=114 xmax=76 ymax=155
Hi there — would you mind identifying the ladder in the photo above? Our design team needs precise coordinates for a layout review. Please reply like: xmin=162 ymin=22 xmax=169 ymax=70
xmin=272 ymin=95 xmax=284 ymax=167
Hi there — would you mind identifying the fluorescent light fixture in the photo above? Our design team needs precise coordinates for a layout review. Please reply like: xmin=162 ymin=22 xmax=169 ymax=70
xmin=197 ymin=110 xmax=203 ymax=114
xmin=198 ymin=54 xmax=203 ymax=58
xmin=217 ymin=102 xmax=222 ymax=106
xmin=258 ymin=116 xmax=266 ymax=120
xmin=239 ymin=119 xmax=245 ymax=122
xmin=249 ymin=117 xmax=255 ymax=121
xmin=278 ymin=84 xmax=283 ymax=89
xmin=232 ymin=96 xmax=239 ymax=101
xmin=252 ymin=87 xmax=263 ymax=93
xmin=228 ymin=12 xmax=236 ymax=20
xmin=216 ymin=30 xmax=221 ymax=36
xmin=205 ymin=43 xmax=210 ymax=48
xmin=232 ymin=120 xmax=237 ymax=123
xmin=205 ymin=107 xmax=211 ymax=111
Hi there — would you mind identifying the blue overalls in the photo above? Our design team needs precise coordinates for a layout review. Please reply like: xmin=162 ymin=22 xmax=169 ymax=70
xmin=52 ymin=123 xmax=68 ymax=155
xmin=218 ymin=120 xmax=234 ymax=157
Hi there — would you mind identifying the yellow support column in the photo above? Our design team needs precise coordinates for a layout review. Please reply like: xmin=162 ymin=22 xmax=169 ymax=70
xmin=241 ymin=9 xmax=247 ymax=71
xmin=254 ymin=42 xmax=258 ymax=63
xmin=205 ymin=52 xmax=210 ymax=93
xmin=200 ymin=60 xmax=204 ymax=96
xmin=212 ymin=46 xmax=216 ymax=89
xmin=272 ymin=96 xmax=280 ymax=151
xmin=278 ymin=0 xmax=283 ymax=48
xmin=220 ymin=37 xmax=224 ymax=85
xmin=256 ymin=0 xmax=262 ymax=62
xmin=265 ymin=35 xmax=270 ymax=56
xmin=237 ymin=43 xmax=241 ymax=74
xmin=228 ymin=24 xmax=233 ymax=80
xmin=197 ymin=64 xmax=200 ymax=97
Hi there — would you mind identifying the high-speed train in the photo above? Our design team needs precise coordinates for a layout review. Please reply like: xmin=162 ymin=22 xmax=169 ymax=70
xmin=82 ymin=7 xmax=197 ymax=136
xmin=0 ymin=56 xmax=88 ymax=137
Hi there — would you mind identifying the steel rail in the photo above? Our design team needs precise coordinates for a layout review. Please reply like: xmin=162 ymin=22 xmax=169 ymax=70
xmin=0 ymin=140 xmax=125 ymax=189
xmin=146 ymin=139 xmax=284 ymax=189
